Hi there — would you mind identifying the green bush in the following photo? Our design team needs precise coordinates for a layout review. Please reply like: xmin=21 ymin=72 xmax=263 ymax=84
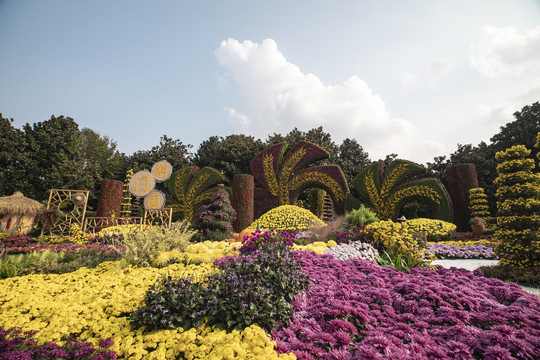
xmin=119 ymin=221 xmax=197 ymax=268
xmin=340 ymin=205 xmax=379 ymax=230
xmin=131 ymin=241 xmax=310 ymax=333
xmin=0 ymin=250 xmax=63 ymax=279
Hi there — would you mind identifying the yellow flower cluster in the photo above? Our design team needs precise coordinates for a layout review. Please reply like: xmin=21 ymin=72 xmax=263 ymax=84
xmin=468 ymin=187 xmax=491 ymax=218
xmin=496 ymin=241 xmax=540 ymax=268
xmin=404 ymin=218 xmax=456 ymax=241
xmin=98 ymin=224 xmax=144 ymax=239
xmin=0 ymin=259 xmax=294 ymax=359
xmin=180 ymin=241 xmax=239 ymax=264
xmin=495 ymin=144 xmax=531 ymax=162
xmin=365 ymin=220 xmax=429 ymax=264
xmin=427 ymin=239 xmax=496 ymax=247
xmin=250 ymin=205 xmax=326 ymax=231
xmin=291 ymin=241 xmax=335 ymax=255
xmin=43 ymin=224 xmax=90 ymax=245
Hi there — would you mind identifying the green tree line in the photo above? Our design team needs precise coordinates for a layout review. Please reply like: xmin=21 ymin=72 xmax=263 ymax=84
xmin=1 ymin=101 xmax=539 ymax=212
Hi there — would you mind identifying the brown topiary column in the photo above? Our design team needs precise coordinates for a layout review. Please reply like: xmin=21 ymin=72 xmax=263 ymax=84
xmin=445 ymin=164 xmax=479 ymax=232
xmin=96 ymin=179 xmax=124 ymax=218
xmin=232 ymin=174 xmax=254 ymax=232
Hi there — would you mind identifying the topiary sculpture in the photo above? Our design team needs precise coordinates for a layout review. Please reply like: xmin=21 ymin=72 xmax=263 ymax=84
xmin=349 ymin=159 xmax=452 ymax=222
xmin=249 ymin=205 xmax=326 ymax=232
xmin=250 ymin=141 xmax=349 ymax=218
xmin=193 ymin=189 xmax=236 ymax=242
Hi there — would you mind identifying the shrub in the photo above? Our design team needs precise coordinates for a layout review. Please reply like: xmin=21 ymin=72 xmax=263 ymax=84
xmin=365 ymin=220 xmax=430 ymax=269
xmin=250 ymin=205 xmax=326 ymax=232
xmin=340 ymin=205 xmax=379 ymax=230
xmin=119 ymin=221 xmax=197 ymax=267
xmin=235 ymin=229 xmax=295 ymax=255
xmin=468 ymin=187 xmax=491 ymax=219
xmin=193 ymin=189 xmax=236 ymax=242
xmin=0 ymin=250 xmax=63 ymax=279
xmin=404 ymin=218 xmax=456 ymax=242
xmin=131 ymin=242 xmax=310 ymax=333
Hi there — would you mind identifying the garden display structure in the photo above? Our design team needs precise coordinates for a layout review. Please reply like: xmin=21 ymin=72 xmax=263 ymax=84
xmin=494 ymin=144 xmax=540 ymax=267
xmin=347 ymin=159 xmax=453 ymax=222
xmin=42 ymin=189 xmax=89 ymax=236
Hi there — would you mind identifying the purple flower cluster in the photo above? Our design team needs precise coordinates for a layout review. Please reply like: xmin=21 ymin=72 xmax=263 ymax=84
xmin=427 ymin=244 xmax=498 ymax=259
xmin=5 ymin=243 xmax=125 ymax=257
xmin=235 ymin=229 xmax=295 ymax=255
xmin=271 ymin=251 xmax=540 ymax=360
xmin=1 ymin=234 xmax=36 ymax=248
xmin=0 ymin=327 xmax=117 ymax=359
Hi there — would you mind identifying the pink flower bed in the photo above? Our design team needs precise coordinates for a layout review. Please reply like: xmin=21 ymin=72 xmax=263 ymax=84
xmin=272 ymin=251 xmax=540 ymax=360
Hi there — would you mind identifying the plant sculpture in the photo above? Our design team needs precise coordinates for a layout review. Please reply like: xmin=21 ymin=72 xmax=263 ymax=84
xmin=120 ymin=169 xmax=134 ymax=217
xmin=468 ymin=187 xmax=490 ymax=220
xmin=494 ymin=145 xmax=540 ymax=267
xmin=350 ymin=159 xmax=452 ymax=222
xmin=250 ymin=141 xmax=349 ymax=218
xmin=166 ymin=166 xmax=229 ymax=222
xmin=308 ymin=188 xmax=326 ymax=218
xmin=231 ymin=174 xmax=254 ymax=232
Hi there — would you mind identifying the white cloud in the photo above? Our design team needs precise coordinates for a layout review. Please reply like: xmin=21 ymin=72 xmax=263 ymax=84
xmin=215 ymin=38 xmax=437 ymax=162
xmin=400 ymin=59 xmax=452 ymax=89
xmin=470 ymin=25 xmax=540 ymax=78
xmin=477 ymin=81 xmax=540 ymax=125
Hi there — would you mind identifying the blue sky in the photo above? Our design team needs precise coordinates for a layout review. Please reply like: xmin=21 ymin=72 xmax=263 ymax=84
xmin=1 ymin=0 xmax=540 ymax=164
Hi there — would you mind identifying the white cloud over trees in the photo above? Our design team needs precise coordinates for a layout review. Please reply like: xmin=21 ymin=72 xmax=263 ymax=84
xmin=215 ymin=38 xmax=444 ymax=162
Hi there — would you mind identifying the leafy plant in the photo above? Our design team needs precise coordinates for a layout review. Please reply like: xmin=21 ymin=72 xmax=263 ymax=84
xmin=119 ymin=221 xmax=197 ymax=267
xmin=250 ymin=141 xmax=349 ymax=217
xmin=374 ymin=247 xmax=425 ymax=273
xmin=0 ymin=250 xmax=64 ymax=279
xmin=131 ymin=241 xmax=310 ymax=333
xmin=340 ymin=204 xmax=379 ymax=230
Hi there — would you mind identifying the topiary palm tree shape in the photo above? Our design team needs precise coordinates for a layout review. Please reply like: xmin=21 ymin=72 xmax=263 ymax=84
xmin=250 ymin=141 xmax=349 ymax=217
xmin=350 ymin=159 xmax=452 ymax=222
xmin=166 ymin=166 xmax=229 ymax=222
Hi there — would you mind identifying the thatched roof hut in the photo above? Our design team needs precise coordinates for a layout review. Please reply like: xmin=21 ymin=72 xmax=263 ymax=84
xmin=0 ymin=192 xmax=45 ymax=235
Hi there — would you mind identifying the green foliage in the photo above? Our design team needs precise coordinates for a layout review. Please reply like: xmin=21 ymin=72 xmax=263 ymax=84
xmin=131 ymin=242 xmax=310 ymax=333
xmin=341 ymin=205 xmax=379 ymax=230
xmin=193 ymin=134 xmax=266 ymax=180
xmin=250 ymin=140 xmax=349 ymax=217
xmin=119 ymin=221 xmax=197 ymax=267
xmin=128 ymin=135 xmax=192 ymax=173
xmin=478 ymin=264 xmax=540 ymax=288
xmin=335 ymin=138 xmax=371 ymax=195
xmin=166 ymin=166 xmax=229 ymax=222
xmin=193 ymin=189 xmax=236 ymax=241
xmin=250 ymin=205 xmax=326 ymax=232
xmin=0 ymin=250 xmax=63 ymax=279
xmin=374 ymin=248 xmax=424 ymax=273
xmin=0 ymin=114 xmax=28 ymax=197
xmin=350 ymin=159 xmax=452 ymax=222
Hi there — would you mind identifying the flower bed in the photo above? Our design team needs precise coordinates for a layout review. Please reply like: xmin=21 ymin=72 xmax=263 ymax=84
xmin=427 ymin=243 xmax=498 ymax=260
xmin=273 ymin=251 xmax=540 ymax=359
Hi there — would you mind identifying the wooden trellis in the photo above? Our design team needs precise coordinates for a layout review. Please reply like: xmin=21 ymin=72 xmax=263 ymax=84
xmin=144 ymin=208 xmax=173 ymax=228
xmin=83 ymin=216 xmax=143 ymax=234
xmin=43 ymin=189 xmax=89 ymax=236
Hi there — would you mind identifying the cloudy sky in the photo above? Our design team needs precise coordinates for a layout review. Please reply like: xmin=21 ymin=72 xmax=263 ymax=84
xmin=1 ymin=0 xmax=540 ymax=164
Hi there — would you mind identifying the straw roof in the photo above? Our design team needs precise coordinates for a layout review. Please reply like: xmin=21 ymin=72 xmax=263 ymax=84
xmin=0 ymin=192 xmax=45 ymax=216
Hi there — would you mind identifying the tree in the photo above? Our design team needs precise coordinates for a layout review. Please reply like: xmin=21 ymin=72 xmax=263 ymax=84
xmin=22 ymin=115 xmax=83 ymax=201
xmin=128 ymin=135 xmax=192 ymax=172
xmin=491 ymin=101 xmax=540 ymax=163
xmin=72 ymin=128 xmax=124 ymax=208
xmin=265 ymin=127 xmax=339 ymax=164
xmin=335 ymin=138 xmax=371 ymax=192
xmin=0 ymin=114 xmax=28 ymax=197
xmin=192 ymin=134 xmax=265 ymax=180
